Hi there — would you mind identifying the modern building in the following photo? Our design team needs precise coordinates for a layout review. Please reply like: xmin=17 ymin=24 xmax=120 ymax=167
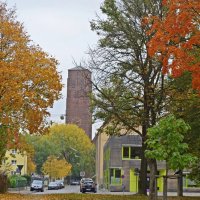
xmin=66 ymin=66 xmax=92 ymax=139
xmin=100 ymin=134 xmax=195 ymax=192
xmin=3 ymin=149 xmax=27 ymax=175
xmin=103 ymin=134 xmax=166 ymax=192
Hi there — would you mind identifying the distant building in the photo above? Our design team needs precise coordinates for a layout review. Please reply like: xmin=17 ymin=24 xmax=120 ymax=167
xmin=66 ymin=66 xmax=92 ymax=139
xmin=3 ymin=149 xmax=27 ymax=175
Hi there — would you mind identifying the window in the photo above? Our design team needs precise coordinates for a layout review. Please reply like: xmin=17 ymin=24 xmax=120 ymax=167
xmin=11 ymin=160 xmax=17 ymax=165
xmin=11 ymin=149 xmax=17 ymax=154
xmin=123 ymin=147 xmax=129 ymax=158
xmin=110 ymin=168 xmax=121 ymax=185
xmin=122 ymin=146 xmax=141 ymax=159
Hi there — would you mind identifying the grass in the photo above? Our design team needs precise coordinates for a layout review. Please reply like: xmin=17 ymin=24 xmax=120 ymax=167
xmin=0 ymin=193 xmax=199 ymax=200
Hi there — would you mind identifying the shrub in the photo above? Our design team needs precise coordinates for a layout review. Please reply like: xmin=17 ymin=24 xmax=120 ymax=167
xmin=8 ymin=175 xmax=27 ymax=188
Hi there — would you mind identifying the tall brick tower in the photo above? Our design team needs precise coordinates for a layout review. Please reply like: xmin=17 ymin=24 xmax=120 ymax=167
xmin=66 ymin=66 xmax=92 ymax=139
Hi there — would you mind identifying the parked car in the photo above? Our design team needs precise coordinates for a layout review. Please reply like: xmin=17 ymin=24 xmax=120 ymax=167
xmin=80 ymin=178 xmax=97 ymax=193
xmin=48 ymin=181 xmax=59 ymax=190
xmin=70 ymin=179 xmax=80 ymax=185
xmin=30 ymin=180 xmax=44 ymax=192
xmin=55 ymin=180 xmax=65 ymax=189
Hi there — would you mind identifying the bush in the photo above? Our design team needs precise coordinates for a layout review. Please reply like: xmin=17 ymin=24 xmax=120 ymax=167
xmin=22 ymin=174 xmax=31 ymax=186
xmin=8 ymin=175 xmax=27 ymax=188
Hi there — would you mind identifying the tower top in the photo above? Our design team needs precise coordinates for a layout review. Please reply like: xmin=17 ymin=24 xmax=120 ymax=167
xmin=69 ymin=66 xmax=90 ymax=72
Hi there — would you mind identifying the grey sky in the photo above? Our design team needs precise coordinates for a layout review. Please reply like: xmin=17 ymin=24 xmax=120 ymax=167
xmin=6 ymin=0 xmax=103 ymax=136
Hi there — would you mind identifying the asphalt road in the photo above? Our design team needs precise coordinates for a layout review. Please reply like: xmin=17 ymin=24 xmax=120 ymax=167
xmin=9 ymin=185 xmax=200 ymax=197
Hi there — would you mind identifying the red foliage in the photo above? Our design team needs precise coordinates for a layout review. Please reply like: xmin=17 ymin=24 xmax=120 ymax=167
xmin=147 ymin=0 xmax=200 ymax=91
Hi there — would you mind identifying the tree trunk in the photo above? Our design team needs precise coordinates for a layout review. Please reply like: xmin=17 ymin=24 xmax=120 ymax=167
xmin=138 ymin=137 xmax=148 ymax=195
xmin=0 ymin=174 xmax=7 ymax=193
xmin=163 ymin=165 xmax=168 ymax=200
xmin=163 ymin=176 xmax=168 ymax=200
xmin=138 ymin=155 xmax=147 ymax=195
xmin=177 ymin=170 xmax=183 ymax=196
xmin=148 ymin=158 xmax=157 ymax=200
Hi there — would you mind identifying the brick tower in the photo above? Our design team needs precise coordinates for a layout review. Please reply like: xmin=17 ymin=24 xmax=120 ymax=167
xmin=66 ymin=66 xmax=92 ymax=139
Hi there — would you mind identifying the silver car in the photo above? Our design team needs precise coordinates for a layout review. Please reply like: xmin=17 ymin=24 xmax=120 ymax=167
xmin=30 ymin=180 xmax=44 ymax=192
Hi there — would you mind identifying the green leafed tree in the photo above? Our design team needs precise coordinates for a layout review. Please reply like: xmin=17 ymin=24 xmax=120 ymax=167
xmin=49 ymin=124 xmax=95 ymax=178
xmin=145 ymin=115 xmax=197 ymax=197
xmin=166 ymin=72 xmax=200 ymax=185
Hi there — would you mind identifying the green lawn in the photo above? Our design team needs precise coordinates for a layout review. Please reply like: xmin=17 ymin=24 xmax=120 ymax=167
xmin=0 ymin=194 xmax=199 ymax=200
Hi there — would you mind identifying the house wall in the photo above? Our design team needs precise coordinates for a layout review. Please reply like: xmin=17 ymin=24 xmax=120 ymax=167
xmin=93 ymin=131 xmax=109 ymax=186
xmin=4 ymin=149 xmax=27 ymax=175
xmin=103 ymin=135 xmax=166 ymax=192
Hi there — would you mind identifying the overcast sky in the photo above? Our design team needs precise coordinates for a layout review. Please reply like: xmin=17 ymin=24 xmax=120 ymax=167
xmin=6 ymin=0 xmax=103 ymax=136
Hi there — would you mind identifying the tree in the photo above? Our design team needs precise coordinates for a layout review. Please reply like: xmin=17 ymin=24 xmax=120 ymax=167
xmin=25 ymin=134 xmax=54 ymax=174
xmin=0 ymin=2 xmax=62 ymax=163
xmin=42 ymin=156 xmax=71 ymax=180
xmin=88 ymin=0 xmax=167 ymax=198
xmin=49 ymin=124 xmax=95 ymax=178
xmin=166 ymin=72 xmax=200 ymax=185
xmin=26 ymin=124 xmax=95 ymax=177
xmin=147 ymin=0 xmax=200 ymax=92
xmin=145 ymin=115 xmax=196 ymax=199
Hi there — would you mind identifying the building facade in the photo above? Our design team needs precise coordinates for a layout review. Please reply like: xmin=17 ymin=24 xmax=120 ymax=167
xmin=103 ymin=135 xmax=166 ymax=192
xmin=66 ymin=66 xmax=92 ymax=139
xmin=102 ymin=135 xmax=194 ymax=192
xmin=3 ymin=149 xmax=27 ymax=175
xmin=93 ymin=130 xmax=109 ymax=187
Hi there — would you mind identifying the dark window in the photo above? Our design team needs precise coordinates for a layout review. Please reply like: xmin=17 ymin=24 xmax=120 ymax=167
xmin=115 ymin=169 xmax=121 ymax=178
xmin=110 ymin=169 xmax=114 ymax=177
xmin=123 ymin=147 xmax=129 ymax=158
xmin=130 ymin=147 xmax=141 ymax=159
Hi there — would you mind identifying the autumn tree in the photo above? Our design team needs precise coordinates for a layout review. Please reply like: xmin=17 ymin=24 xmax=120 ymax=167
xmin=49 ymin=124 xmax=95 ymax=178
xmin=25 ymin=124 xmax=95 ymax=178
xmin=0 ymin=2 xmax=62 ymax=163
xmin=25 ymin=134 xmax=54 ymax=174
xmin=87 ymin=0 xmax=167 ymax=198
xmin=42 ymin=155 xmax=71 ymax=180
xmin=147 ymin=0 xmax=200 ymax=92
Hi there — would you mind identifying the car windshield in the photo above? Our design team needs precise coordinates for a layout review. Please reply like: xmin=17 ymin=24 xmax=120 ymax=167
xmin=33 ymin=180 xmax=42 ymax=184
xmin=85 ymin=181 xmax=93 ymax=183
xmin=82 ymin=178 xmax=92 ymax=182
xmin=49 ymin=182 xmax=57 ymax=186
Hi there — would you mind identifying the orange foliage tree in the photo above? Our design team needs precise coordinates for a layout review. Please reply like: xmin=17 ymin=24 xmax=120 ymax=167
xmin=0 ymin=2 xmax=62 ymax=163
xmin=147 ymin=0 xmax=200 ymax=92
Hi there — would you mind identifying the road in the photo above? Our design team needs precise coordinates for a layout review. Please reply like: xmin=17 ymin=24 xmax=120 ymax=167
xmin=9 ymin=185 xmax=200 ymax=197
xmin=9 ymin=185 xmax=136 ymax=195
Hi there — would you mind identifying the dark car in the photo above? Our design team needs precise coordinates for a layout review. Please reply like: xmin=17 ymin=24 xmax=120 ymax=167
xmin=70 ymin=179 xmax=80 ymax=185
xmin=48 ymin=182 xmax=59 ymax=190
xmin=80 ymin=178 xmax=97 ymax=193
xmin=30 ymin=180 xmax=44 ymax=192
